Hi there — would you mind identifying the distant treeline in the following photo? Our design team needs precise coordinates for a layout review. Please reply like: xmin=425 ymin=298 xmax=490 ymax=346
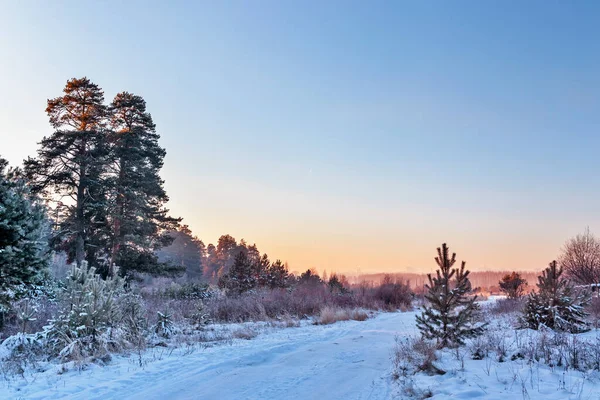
xmin=356 ymin=271 xmax=540 ymax=293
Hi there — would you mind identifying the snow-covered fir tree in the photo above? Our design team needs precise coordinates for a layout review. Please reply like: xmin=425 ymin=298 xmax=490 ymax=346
xmin=416 ymin=243 xmax=486 ymax=348
xmin=521 ymin=260 xmax=590 ymax=333
xmin=0 ymin=156 xmax=49 ymax=325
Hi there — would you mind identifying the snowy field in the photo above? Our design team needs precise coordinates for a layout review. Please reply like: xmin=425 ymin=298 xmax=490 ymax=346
xmin=3 ymin=306 xmax=600 ymax=399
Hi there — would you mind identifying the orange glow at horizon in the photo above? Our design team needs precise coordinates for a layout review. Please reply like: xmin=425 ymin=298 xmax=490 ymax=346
xmin=170 ymin=177 xmax=572 ymax=276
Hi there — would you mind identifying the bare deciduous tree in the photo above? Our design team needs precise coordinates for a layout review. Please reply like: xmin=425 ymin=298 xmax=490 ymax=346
xmin=558 ymin=228 xmax=600 ymax=285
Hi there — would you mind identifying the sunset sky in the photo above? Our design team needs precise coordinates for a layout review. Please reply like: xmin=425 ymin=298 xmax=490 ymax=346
xmin=2 ymin=1 xmax=600 ymax=274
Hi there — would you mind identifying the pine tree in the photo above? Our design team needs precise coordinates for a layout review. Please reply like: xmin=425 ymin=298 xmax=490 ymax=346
xmin=218 ymin=251 xmax=256 ymax=295
xmin=0 ymin=157 xmax=49 ymax=322
xmin=215 ymin=234 xmax=239 ymax=277
xmin=203 ymin=243 xmax=219 ymax=282
xmin=521 ymin=261 xmax=590 ymax=333
xmin=24 ymin=77 xmax=108 ymax=268
xmin=298 ymin=269 xmax=321 ymax=286
xmin=267 ymin=260 xmax=290 ymax=289
xmin=246 ymin=244 xmax=261 ymax=265
xmin=499 ymin=272 xmax=527 ymax=299
xmin=106 ymin=92 xmax=180 ymax=278
xmin=416 ymin=243 xmax=486 ymax=348
xmin=255 ymin=253 xmax=271 ymax=287
xmin=328 ymin=273 xmax=346 ymax=294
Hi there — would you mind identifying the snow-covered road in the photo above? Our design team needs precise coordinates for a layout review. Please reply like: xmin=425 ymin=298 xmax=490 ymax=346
xmin=8 ymin=311 xmax=417 ymax=400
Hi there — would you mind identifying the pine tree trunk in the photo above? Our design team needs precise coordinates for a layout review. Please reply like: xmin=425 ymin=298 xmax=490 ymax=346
xmin=109 ymin=150 xmax=126 ymax=277
xmin=75 ymin=123 xmax=88 ymax=268
xmin=76 ymin=162 xmax=86 ymax=267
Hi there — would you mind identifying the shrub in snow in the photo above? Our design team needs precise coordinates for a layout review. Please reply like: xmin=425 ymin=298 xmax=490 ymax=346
xmin=315 ymin=306 xmax=369 ymax=325
xmin=232 ymin=326 xmax=258 ymax=340
xmin=158 ymin=282 xmax=212 ymax=300
xmin=154 ymin=310 xmax=176 ymax=338
xmin=488 ymin=298 xmax=525 ymax=315
xmin=15 ymin=300 xmax=37 ymax=334
xmin=0 ymin=332 xmax=44 ymax=376
xmin=44 ymin=263 xmax=125 ymax=360
xmin=393 ymin=336 xmax=444 ymax=378
xmin=416 ymin=243 xmax=486 ymax=348
xmin=587 ymin=296 xmax=600 ymax=328
xmin=118 ymin=292 xmax=148 ymax=348
xmin=520 ymin=260 xmax=590 ymax=333
xmin=373 ymin=276 xmax=413 ymax=310
xmin=190 ymin=300 xmax=210 ymax=328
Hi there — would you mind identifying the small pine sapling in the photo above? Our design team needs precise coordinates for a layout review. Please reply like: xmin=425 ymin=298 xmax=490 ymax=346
xmin=521 ymin=261 xmax=590 ymax=333
xmin=416 ymin=243 xmax=487 ymax=348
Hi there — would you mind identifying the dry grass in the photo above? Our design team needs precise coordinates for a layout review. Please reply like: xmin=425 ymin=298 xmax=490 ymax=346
xmin=393 ymin=336 xmax=443 ymax=378
xmin=317 ymin=307 xmax=350 ymax=325
xmin=488 ymin=298 xmax=525 ymax=315
xmin=349 ymin=309 xmax=369 ymax=321
xmin=315 ymin=306 xmax=369 ymax=325
xmin=232 ymin=326 xmax=259 ymax=340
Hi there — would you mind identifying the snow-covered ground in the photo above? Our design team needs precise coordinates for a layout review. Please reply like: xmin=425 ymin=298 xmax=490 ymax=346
xmin=1 ymin=312 xmax=416 ymax=399
xmin=4 ymin=307 xmax=600 ymax=399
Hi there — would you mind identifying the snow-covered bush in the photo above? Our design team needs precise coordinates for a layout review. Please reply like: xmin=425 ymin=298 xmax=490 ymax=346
xmin=117 ymin=292 xmax=148 ymax=349
xmin=190 ymin=300 xmax=210 ymax=328
xmin=155 ymin=282 xmax=212 ymax=300
xmin=44 ymin=263 xmax=125 ymax=360
xmin=393 ymin=336 xmax=443 ymax=378
xmin=0 ymin=332 xmax=44 ymax=377
xmin=588 ymin=296 xmax=600 ymax=328
xmin=15 ymin=300 xmax=37 ymax=334
xmin=488 ymin=297 xmax=525 ymax=315
xmin=231 ymin=326 xmax=258 ymax=340
xmin=154 ymin=310 xmax=176 ymax=338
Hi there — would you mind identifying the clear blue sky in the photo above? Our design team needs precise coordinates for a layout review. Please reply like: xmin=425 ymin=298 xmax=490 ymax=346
xmin=2 ymin=1 xmax=600 ymax=273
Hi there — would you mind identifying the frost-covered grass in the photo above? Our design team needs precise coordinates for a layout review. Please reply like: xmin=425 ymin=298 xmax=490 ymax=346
xmin=393 ymin=304 xmax=600 ymax=399
xmin=0 ymin=311 xmax=409 ymax=399
xmin=0 ymin=271 xmax=411 ymax=398
xmin=315 ymin=306 xmax=370 ymax=325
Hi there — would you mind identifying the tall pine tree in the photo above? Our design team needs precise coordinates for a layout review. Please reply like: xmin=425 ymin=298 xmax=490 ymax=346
xmin=106 ymin=92 xmax=180 ymax=278
xmin=416 ymin=243 xmax=486 ymax=348
xmin=24 ymin=77 xmax=108 ymax=267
